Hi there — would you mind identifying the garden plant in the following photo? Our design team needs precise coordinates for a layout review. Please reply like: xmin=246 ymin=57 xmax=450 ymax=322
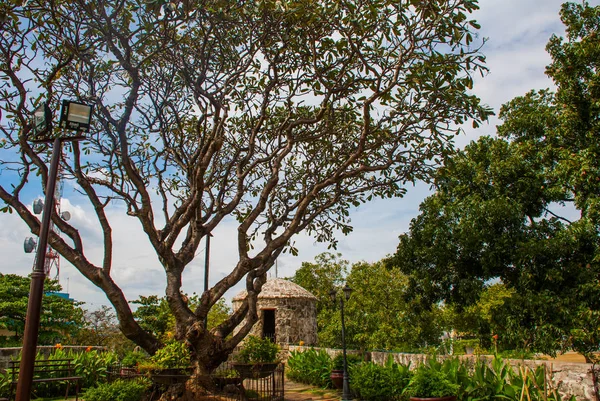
xmin=286 ymin=349 xmax=578 ymax=401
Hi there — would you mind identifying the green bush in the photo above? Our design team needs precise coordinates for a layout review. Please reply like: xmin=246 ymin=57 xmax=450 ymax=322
xmin=283 ymin=351 xmax=578 ymax=401
xmin=497 ymin=349 xmax=535 ymax=360
xmin=236 ymin=336 xmax=279 ymax=364
xmin=0 ymin=369 xmax=10 ymax=399
xmin=332 ymin=353 xmax=363 ymax=370
xmin=5 ymin=348 xmax=119 ymax=398
xmin=404 ymin=365 xmax=459 ymax=398
xmin=83 ymin=378 xmax=150 ymax=401
xmin=461 ymin=357 xmax=576 ymax=401
xmin=72 ymin=348 xmax=119 ymax=388
xmin=0 ymin=336 xmax=22 ymax=347
xmin=148 ymin=341 xmax=190 ymax=369
xmin=286 ymin=348 xmax=332 ymax=388
xmin=350 ymin=358 xmax=411 ymax=401
xmin=447 ymin=339 xmax=481 ymax=355
xmin=121 ymin=350 xmax=149 ymax=367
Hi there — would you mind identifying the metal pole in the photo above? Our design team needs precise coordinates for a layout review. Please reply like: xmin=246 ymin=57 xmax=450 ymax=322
xmin=203 ymin=233 xmax=211 ymax=330
xmin=340 ymin=297 xmax=351 ymax=401
xmin=16 ymin=137 xmax=63 ymax=401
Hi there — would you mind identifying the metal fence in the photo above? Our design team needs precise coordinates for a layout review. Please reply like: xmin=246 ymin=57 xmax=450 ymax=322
xmin=108 ymin=362 xmax=285 ymax=401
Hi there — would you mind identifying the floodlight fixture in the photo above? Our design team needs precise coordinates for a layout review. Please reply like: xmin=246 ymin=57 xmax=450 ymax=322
xmin=31 ymin=103 xmax=52 ymax=137
xmin=59 ymin=100 xmax=93 ymax=133
xmin=24 ymin=237 xmax=37 ymax=253
xmin=32 ymin=199 xmax=44 ymax=214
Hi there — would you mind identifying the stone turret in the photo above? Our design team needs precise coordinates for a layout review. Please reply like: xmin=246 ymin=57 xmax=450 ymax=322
xmin=232 ymin=278 xmax=318 ymax=346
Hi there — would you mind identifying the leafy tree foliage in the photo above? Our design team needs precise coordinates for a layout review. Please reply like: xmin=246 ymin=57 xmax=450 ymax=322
xmin=0 ymin=0 xmax=491 ymax=379
xmin=344 ymin=261 xmax=444 ymax=351
xmin=392 ymin=135 xmax=598 ymax=356
xmin=390 ymin=1 xmax=600 ymax=360
xmin=131 ymin=296 xmax=174 ymax=340
xmin=291 ymin=254 xmax=445 ymax=351
xmin=0 ymin=273 xmax=84 ymax=344
xmin=288 ymin=252 xmax=348 ymax=314
xmin=74 ymin=305 xmax=136 ymax=354
xmin=448 ymin=283 xmax=515 ymax=348
xmin=131 ymin=295 xmax=231 ymax=341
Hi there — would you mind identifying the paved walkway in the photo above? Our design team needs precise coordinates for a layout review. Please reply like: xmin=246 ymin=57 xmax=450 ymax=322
xmin=284 ymin=380 xmax=341 ymax=401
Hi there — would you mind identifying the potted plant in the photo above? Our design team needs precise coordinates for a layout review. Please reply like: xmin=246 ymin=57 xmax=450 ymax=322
xmin=233 ymin=336 xmax=280 ymax=378
xmin=330 ymin=355 xmax=345 ymax=389
xmin=330 ymin=354 xmax=363 ymax=389
xmin=403 ymin=365 xmax=459 ymax=401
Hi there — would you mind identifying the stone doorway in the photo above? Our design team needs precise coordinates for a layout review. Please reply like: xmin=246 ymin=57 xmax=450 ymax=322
xmin=262 ymin=309 xmax=276 ymax=342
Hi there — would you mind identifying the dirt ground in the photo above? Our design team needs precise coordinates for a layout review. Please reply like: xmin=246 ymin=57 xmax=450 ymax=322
xmin=284 ymin=380 xmax=341 ymax=401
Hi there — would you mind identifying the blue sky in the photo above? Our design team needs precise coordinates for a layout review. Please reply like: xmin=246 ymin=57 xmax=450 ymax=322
xmin=0 ymin=0 xmax=585 ymax=309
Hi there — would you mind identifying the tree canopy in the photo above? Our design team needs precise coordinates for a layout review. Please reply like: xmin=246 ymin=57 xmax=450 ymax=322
xmin=290 ymin=253 xmax=445 ymax=351
xmin=390 ymin=1 xmax=600 ymax=360
xmin=0 ymin=273 xmax=84 ymax=345
xmin=0 ymin=0 xmax=490 ymax=378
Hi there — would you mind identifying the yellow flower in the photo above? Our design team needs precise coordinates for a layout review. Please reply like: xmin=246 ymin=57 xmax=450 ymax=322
xmin=299 ymin=341 xmax=305 ymax=346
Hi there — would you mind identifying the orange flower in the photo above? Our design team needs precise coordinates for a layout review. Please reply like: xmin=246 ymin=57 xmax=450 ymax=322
xmin=492 ymin=334 xmax=499 ymax=341
xmin=299 ymin=341 xmax=305 ymax=346
xmin=55 ymin=343 xmax=63 ymax=349
xmin=86 ymin=346 xmax=93 ymax=352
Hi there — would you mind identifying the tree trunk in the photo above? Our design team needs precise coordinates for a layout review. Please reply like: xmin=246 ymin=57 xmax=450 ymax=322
xmin=157 ymin=332 xmax=234 ymax=401
xmin=156 ymin=359 xmax=221 ymax=401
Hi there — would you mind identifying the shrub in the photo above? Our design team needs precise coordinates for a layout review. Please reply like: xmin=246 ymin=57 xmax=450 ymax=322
xmin=449 ymin=339 xmax=481 ymax=355
xmin=83 ymin=378 xmax=150 ymax=401
xmin=404 ymin=366 xmax=459 ymax=398
xmin=350 ymin=358 xmax=411 ymax=401
xmin=0 ymin=369 xmax=10 ymax=399
xmin=332 ymin=353 xmax=363 ymax=370
xmin=462 ymin=357 xmax=576 ymax=401
xmin=286 ymin=348 xmax=332 ymax=388
xmin=7 ymin=348 xmax=118 ymax=398
xmin=147 ymin=341 xmax=190 ymax=369
xmin=236 ymin=336 xmax=279 ymax=364
xmin=121 ymin=350 xmax=149 ymax=367
xmin=72 ymin=348 xmax=119 ymax=388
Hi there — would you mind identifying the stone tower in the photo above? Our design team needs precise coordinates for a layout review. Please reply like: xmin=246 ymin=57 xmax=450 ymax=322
xmin=232 ymin=278 xmax=318 ymax=346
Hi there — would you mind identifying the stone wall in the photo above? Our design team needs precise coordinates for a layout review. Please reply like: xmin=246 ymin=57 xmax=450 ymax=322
xmin=0 ymin=346 xmax=106 ymax=371
xmin=288 ymin=346 xmax=599 ymax=401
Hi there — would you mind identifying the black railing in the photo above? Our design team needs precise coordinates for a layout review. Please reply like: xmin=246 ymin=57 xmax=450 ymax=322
xmin=107 ymin=362 xmax=284 ymax=401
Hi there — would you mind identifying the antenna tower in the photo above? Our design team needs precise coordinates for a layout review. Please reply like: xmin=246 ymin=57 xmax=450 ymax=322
xmin=24 ymin=171 xmax=70 ymax=281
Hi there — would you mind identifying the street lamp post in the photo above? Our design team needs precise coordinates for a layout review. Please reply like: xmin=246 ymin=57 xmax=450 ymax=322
xmin=330 ymin=283 xmax=353 ymax=401
xmin=203 ymin=232 xmax=213 ymax=330
xmin=16 ymin=100 xmax=93 ymax=401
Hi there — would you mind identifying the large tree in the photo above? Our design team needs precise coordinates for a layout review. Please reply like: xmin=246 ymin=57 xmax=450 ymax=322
xmin=390 ymin=1 xmax=600 ymax=360
xmin=0 ymin=0 xmax=491 ymax=389
xmin=0 ymin=274 xmax=84 ymax=345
